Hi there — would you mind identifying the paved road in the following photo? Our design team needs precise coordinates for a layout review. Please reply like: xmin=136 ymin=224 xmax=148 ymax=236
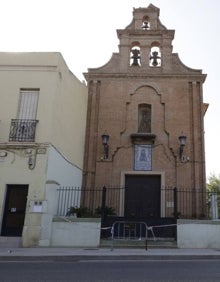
xmin=0 ymin=259 xmax=220 ymax=282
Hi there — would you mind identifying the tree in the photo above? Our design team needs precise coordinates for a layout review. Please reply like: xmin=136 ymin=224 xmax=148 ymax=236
xmin=206 ymin=173 xmax=220 ymax=219
xmin=207 ymin=173 xmax=220 ymax=191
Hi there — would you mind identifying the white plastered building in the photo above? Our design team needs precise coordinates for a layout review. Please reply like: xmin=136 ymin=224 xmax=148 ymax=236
xmin=0 ymin=52 xmax=88 ymax=246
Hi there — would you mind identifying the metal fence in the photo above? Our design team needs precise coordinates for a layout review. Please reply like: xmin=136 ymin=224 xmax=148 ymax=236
xmin=57 ymin=186 xmax=122 ymax=217
xmin=56 ymin=186 xmax=220 ymax=220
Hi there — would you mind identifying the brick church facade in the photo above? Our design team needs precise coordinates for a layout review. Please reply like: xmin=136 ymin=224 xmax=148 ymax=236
xmin=83 ymin=4 xmax=207 ymax=218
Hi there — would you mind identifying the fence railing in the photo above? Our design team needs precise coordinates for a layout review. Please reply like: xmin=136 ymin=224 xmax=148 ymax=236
xmin=56 ymin=186 xmax=220 ymax=220
xmin=57 ymin=186 xmax=122 ymax=217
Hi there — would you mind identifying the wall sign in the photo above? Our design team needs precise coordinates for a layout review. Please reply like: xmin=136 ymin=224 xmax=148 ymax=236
xmin=134 ymin=144 xmax=152 ymax=171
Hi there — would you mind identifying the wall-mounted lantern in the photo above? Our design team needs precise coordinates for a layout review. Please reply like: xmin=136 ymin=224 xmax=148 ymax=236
xmin=179 ymin=134 xmax=187 ymax=161
xmin=101 ymin=133 xmax=109 ymax=160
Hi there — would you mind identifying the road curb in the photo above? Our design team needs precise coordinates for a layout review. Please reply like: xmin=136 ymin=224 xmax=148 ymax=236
xmin=1 ymin=255 xmax=220 ymax=261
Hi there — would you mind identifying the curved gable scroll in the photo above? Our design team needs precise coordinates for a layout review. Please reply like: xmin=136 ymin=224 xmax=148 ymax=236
xmin=171 ymin=53 xmax=204 ymax=75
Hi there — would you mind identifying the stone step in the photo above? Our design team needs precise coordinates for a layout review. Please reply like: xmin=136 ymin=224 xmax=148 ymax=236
xmin=100 ymin=238 xmax=177 ymax=249
xmin=0 ymin=237 xmax=22 ymax=248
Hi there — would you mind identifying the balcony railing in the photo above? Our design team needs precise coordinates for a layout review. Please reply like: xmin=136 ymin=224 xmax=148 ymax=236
xmin=9 ymin=119 xmax=38 ymax=142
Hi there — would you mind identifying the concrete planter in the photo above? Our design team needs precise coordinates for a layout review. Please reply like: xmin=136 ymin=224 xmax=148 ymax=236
xmin=50 ymin=217 xmax=101 ymax=247
xmin=177 ymin=219 xmax=220 ymax=248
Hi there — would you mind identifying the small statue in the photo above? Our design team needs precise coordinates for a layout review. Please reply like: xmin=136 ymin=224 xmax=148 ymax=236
xmin=138 ymin=109 xmax=151 ymax=133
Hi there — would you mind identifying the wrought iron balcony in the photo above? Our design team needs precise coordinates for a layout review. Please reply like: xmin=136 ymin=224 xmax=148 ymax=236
xmin=9 ymin=119 xmax=38 ymax=142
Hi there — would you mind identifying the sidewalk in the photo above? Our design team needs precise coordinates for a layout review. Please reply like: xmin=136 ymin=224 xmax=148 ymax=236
xmin=1 ymin=247 xmax=220 ymax=261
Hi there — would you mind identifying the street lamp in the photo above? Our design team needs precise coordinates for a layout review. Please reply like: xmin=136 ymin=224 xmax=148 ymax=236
xmin=179 ymin=134 xmax=187 ymax=161
xmin=101 ymin=132 xmax=110 ymax=160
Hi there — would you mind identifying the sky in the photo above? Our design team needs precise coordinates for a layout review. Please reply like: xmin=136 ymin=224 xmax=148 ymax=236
xmin=0 ymin=0 xmax=219 ymax=179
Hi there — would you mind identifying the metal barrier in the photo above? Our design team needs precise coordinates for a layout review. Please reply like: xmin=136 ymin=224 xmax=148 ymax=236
xmin=147 ymin=224 xmax=177 ymax=241
xmin=111 ymin=221 xmax=148 ymax=251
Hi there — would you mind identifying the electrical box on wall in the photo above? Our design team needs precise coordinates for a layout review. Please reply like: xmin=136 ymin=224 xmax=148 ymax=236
xmin=29 ymin=200 xmax=47 ymax=213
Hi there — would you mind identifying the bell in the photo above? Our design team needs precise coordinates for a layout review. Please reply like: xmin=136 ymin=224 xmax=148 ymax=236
xmin=142 ymin=21 xmax=150 ymax=30
xmin=152 ymin=58 xmax=158 ymax=66
xmin=150 ymin=51 xmax=160 ymax=66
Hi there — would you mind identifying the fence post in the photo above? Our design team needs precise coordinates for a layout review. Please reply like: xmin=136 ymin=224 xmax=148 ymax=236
xmin=173 ymin=187 xmax=178 ymax=241
xmin=173 ymin=187 xmax=178 ymax=219
xmin=101 ymin=186 xmax=107 ymax=223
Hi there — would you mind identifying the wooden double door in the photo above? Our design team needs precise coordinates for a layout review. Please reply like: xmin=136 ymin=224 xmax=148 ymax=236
xmin=124 ymin=175 xmax=161 ymax=218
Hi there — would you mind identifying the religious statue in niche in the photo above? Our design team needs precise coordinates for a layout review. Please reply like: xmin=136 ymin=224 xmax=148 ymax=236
xmin=138 ymin=106 xmax=151 ymax=133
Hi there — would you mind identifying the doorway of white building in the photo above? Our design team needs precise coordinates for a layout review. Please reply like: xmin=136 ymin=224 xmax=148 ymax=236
xmin=1 ymin=185 xmax=28 ymax=236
